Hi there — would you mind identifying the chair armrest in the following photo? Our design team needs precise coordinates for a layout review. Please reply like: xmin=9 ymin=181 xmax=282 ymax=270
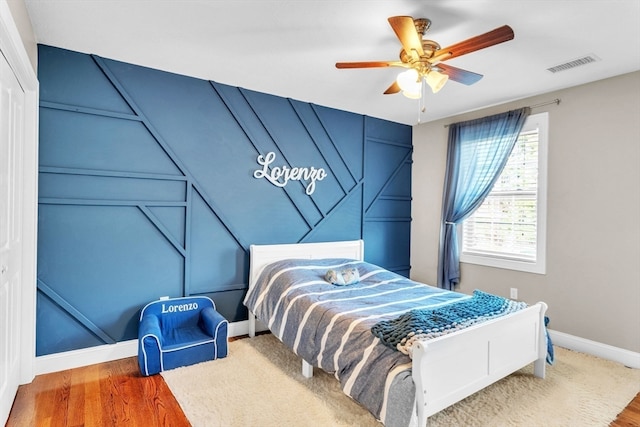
xmin=139 ymin=314 xmax=162 ymax=344
xmin=200 ymin=306 xmax=228 ymax=359
xmin=199 ymin=307 xmax=228 ymax=339
xmin=138 ymin=314 xmax=163 ymax=376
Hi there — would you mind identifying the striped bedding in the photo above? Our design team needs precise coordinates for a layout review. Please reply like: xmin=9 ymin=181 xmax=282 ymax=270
xmin=244 ymin=258 xmax=476 ymax=424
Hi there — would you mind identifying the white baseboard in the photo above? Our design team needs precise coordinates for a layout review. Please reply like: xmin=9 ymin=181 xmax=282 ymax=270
xmin=35 ymin=339 xmax=139 ymax=376
xmin=34 ymin=320 xmax=270 ymax=375
xmin=227 ymin=319 xmax=268 ymax=337
xmin=35 ymin=325 xmax=637 ymax=376
xmin=549 ymin=329 xmax=640 ymax=369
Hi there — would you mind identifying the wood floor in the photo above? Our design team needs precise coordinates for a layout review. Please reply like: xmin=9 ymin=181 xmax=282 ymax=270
xmin=6 ymin=354 xmax=640 ymax=426
xmin=611 ymin=392 xmax=640 ymax=427
xmin=6 ymin=356 xmax=190 ymax=427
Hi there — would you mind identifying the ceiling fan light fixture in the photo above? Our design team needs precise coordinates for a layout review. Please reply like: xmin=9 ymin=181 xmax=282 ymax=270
xmin=396 ymin=69 xmax=421 ymax=93
xmin=402 ymin=89 xmax=422 ymax=99
xmin=397 ymin=68 xmax=423 ymax=99
xmin=426 ymin=70 xmax=448 ymax=93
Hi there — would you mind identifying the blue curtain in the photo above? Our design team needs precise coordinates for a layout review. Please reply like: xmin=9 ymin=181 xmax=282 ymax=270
xmin=437 ymin=107 xmax=530 ymax=290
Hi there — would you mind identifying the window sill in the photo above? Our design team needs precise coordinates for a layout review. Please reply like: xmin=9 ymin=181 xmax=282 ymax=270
xmin=460 ymin=253 xmax=546 ymax=274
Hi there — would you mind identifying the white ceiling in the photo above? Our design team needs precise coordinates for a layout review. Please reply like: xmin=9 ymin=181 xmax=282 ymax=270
xmin=24 ymin=0 xmax=640 ymax=125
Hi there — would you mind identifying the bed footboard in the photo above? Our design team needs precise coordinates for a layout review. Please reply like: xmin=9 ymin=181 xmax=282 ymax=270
xmin=411 ymin=302 xmax=547 ymax=426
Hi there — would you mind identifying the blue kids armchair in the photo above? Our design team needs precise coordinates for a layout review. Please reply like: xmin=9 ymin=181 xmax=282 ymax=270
xmin=138 ymin=296 xmax=228 ymax=376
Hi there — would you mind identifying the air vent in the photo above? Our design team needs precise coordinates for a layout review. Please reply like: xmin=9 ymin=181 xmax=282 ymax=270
xmin=547 ymin=55 xmax=601 ymax=73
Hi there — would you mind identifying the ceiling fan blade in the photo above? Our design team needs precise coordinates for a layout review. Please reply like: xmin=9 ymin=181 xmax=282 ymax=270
xmin=335 ymin=61 xmax=404 ymax=69
xmin=435 ymin=63 xmax=483 ymax=85
xmin=433 ymin=25 xmax=514 ymax=62
xmin=388 ymin=16 xmax=424 ymax=59
xmin=383 ymin=81 xmax=401 ymax=94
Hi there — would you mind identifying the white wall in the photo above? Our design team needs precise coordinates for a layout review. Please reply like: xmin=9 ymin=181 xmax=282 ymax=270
xmin=411 ymin=71 xmax=640 ymax=353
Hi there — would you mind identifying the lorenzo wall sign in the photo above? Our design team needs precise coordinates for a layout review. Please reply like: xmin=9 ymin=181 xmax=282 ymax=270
xmin=253 ymin=152 xmax=327 ymax=195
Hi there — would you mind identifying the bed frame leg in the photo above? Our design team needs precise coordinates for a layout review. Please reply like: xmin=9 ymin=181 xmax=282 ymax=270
xmin=534 ymin=302 xmax=548 ymax=379
xmin=534 ymin=357 xmax=546 ymax=378
xmin=248 ymin=312 xmax=256 ymax=338
xmin=302 ymin=360 xmax=313 ymax=378
xmin=412 ymin=342 xmax=428 ymax=427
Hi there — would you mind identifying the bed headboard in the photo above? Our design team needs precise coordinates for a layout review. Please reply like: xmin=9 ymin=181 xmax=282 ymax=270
xmin=248 ymin=240 xmax=364 ymax=289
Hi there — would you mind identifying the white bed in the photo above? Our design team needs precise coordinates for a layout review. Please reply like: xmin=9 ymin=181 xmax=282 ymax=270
xmin=246 ymin=239 xmax=547 ymax=426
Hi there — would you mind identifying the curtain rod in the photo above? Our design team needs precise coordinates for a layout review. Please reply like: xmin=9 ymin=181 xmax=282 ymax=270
xmin=443 ymin=98 xmax=561 ymax=127
xmin=529 ymin=98 xmax=561 ymax=109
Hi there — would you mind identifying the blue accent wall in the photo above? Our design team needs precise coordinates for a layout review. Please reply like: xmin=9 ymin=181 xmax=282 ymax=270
xmin=36 ymin=45 xmax=412 ymax=356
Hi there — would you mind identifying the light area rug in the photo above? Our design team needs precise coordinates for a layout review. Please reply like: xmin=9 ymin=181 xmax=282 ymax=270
xmin=162 ymin=334 xmax=640 ymax=427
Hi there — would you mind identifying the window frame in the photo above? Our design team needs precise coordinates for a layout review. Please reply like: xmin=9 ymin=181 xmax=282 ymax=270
xmin=459 ymin=111 xmax=548 ymax=274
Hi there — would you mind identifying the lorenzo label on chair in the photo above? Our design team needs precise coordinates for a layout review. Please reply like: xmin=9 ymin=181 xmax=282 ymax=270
xmin=161 ymin=302 xmax=199 ymax=313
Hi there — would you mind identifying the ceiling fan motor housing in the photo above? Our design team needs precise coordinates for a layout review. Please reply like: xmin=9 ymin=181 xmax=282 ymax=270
xmin=413 ymin=18 xmax=431 ymax=35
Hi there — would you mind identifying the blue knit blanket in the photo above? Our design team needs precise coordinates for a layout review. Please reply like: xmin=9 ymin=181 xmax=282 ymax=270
xmin=371 ymin=290 xmax=527 ymax=355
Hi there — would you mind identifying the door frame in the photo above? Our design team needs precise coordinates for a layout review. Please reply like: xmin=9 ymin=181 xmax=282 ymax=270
xmin=0 ymin=2 xmax=39 ymax=385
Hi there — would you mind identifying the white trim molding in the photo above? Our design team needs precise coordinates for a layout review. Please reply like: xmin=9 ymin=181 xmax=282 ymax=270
xmin=1 ymin=0 xmax=39 ymax=386
xmin=549 ymin=329 xmax=640 ymax=369
xmin=36 ymin=340 xmax=139 ymax=376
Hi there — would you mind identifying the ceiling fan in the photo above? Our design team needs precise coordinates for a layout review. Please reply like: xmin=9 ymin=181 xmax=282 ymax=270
xmin=335 ymin=16 xmax=514 ymax=99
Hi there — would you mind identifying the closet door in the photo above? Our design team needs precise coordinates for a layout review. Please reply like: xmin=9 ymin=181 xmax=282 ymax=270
xmin=0 ymin=50 xmax=25 ymax=425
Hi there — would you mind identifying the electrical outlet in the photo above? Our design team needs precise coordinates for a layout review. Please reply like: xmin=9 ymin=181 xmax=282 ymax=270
xmin=510 ymin=288 xmax=518 ymax=300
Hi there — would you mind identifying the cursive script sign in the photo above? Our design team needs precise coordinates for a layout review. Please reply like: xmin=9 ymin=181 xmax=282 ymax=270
xmin=253 ymin=152 xmax=327 ymax=195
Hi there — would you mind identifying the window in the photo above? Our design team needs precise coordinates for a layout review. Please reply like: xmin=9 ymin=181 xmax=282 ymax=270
xmin=460 ymin=112 xmax=548 ymax=274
